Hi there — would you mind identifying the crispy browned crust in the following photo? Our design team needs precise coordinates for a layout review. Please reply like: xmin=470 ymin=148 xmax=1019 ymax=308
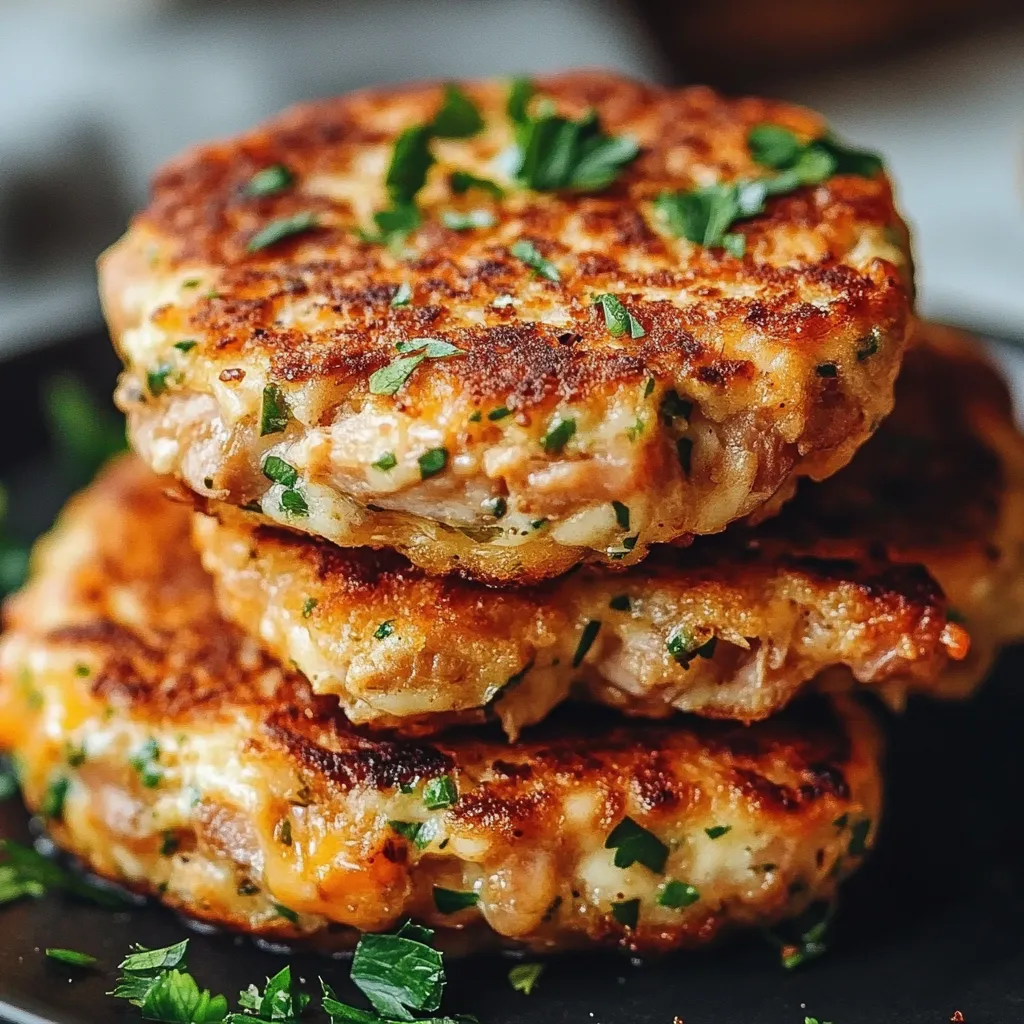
xmin=101 ymin=71 xmax=913 ymax=581
xmin=0 ymin=465 xmax=881 ymax=949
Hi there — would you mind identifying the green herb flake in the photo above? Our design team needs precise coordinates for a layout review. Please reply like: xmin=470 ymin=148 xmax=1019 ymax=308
xmin=572 ymin=619 xmax=602 ymax=667
xmin=605 ymin=816 xmax=669 ymax=873
xmin=772 ymin=902 xmax=834 ymax=970
xmin=273 ymin=903 xmax=299 ymax=924
xmin=609 ymin=594 xmax=631 ymax=612
xmin=360 ymin=202 xmax=421 ymax=251
xmin=705 ymin=825 xmax=732 ymax=839
xmin=483 ymin=496 xmax=507 ymax=519
xmin=390 ymin=282 xmax=413 ymax=307
xmin=245 ymin=163 xmax=294 ymax=197
xmin=173 ymin=340 xmax=198 ymax=353
xmin=432 ymin=886 xmax=480 ymax=914
xmin=74 ymin=663 xmax=90 ymax=678
xmin=508 ymin=962 xmax=545 ymax=995
xmin=593 ymin=293 xmax=645 ymax=338
xmin=450 ymin=169 xmax=505 ymax=198
xmin=147 ymin=365 xmax=175 ymax=397
xmin=488 ymin=405 xmax=512 ymax=421
xmin=349 ymin=926 xmax=446 ymax=1019
xmin=0 ymin=839 xmax=125 ymax=909
xmin=40 ymin=777 xmax=70 ymax=820
xmin=279 ymin=489 xmax=308 ymax=517
xmin=510 ymin=239 xmax=560 ymax=282
xmin=388 ymin=820 xmax=432 ymax=850
xmin=247 ymin=211 xmax=319 ymax=252
xmin=300 ymin=597 xmax=318 ymax=619
xmin=610 ymin=898 xmax=640 ymax=929
xmin=111 ymin=942 xmax=231 ymax=1022
xmin=722 ymin=232 xmax=746 ymax=258
xmin=129 ymin=739 xmax=163 ymax=789
xmin=386 ymin=125 xmax=435 ymax=207
xmin=611 ymin=500 xmax=631 ymax=531
xmin=374 ymin=620 xmax=395 ymax=640
xmin=262 ymin=455 xmax=298 ymax=487
xmin=658 ymin=880 xmax=700 ymax=908
xmin=259 ymin=383 xmax=290 ymax=436
xmin=236 ymin=964 xmax=310 ymax=1022
xmin=431 ymin=83 xmax=484 ymax=138
xmin=423 ymin=775 xmax=458 ymax=809
xmin=46 ymin=947 xmax=98 ymax=968
xmin=369 ymin=338 xmax=464 ymax=396
xmin=371 ymin=451 xmax=398 ymax=473
xmin=468 ymin=410 xmax=483 ymax=422
xmin=417 ymin=447 xmax=448 ymax=480
xmin=540 ymin=415 xmax=576 ymax=453
xmin=666 ymin=627 xmax=717 ymax=669
xmin=507 ymin=76 xmax=535 ymax=125
xmin=0 ymin=760 xmax=19 ymax=802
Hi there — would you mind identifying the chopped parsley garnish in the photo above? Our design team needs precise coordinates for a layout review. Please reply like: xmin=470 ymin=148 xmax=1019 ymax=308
xmin=369 ymin=337 xmax=464 ymax=396
xmin=371 ymin=451 xmax=398 ymax=473
xmin=442 ymin=208 xmax=496 ymax=231
xmin=360 ymin=202 xmax=421 ymax=251
xmin=848 ymin=818 xmax=871 ymax=856
xmin=350 ymin=922 xmax=447 ymax=1019
xmin=431 ymin=83 xmax=484 ymax=139
xmin=423 ymin=775 xmax=458 ymax=809
xmin=259 ymin=384 xmax=290 ymax=436
xmin=390 ymin=282 xmax=412 ymax=307
xmin=508 ymin=81 xmax=640 ymax=192
xmin=658 ymin=880 xmax=700 ymax=908
xmin=280 ymin=489 xmax=309 ymax=517
xmin=510 ymin=238 xmax=560 ymax=282
xmin=655 ymin=123 xmax=882 ymax=251
xmin=605 ymin=816 xmax=669 ymax=873
xmin=488 ymin=405 xmax=512 ymax=420
xmin=374 ymin=620 xmax=395 ymax=640
xmin=0 ymin=760 xmax=17 ymax=802
xmin=432 ymin=886 xmax=479 ymax=914
xmin=247 ymin=211 xmax=319 ymax=252
xmin=610 ymin=898 xmax=640 ymax=929
xmin=129 ymin=739 xmax=163 ymax=788
xmin=611 ymin=500 xmax=631 ymax=531
xmin=262 ymin=455 xmax=298 ymax=488
xmin=572 ymin=619 xmax=601 ymax=667
xmin=236 ymin=965 xmax=310 ymax=1021
xmin=417 ymin=447 xmax=448 ymax=479
xmin=0 ymin=839 xmax=125 ymax=908
xmin=389 ymin=820 xmax=432 ymax=850
xmin=816 ymin=362 xmax=838 ymax=378
xmin=386 ymin=125 xmax=436 ymax=208
xmin=768 ymin=901 xmax=835 ymax=970
xmin=666 ymin=627 xmax=717 ymax=668
xmin=147 ymin=365 xmax=175 ymax=397
xmin=245 ymin=164 xmax=294 ymax=197
xmin=483 ymin=496 xmax=507 ymax=519
xmin=609 ymin=594 xmax=631 ymax=611
xmin=508 ymin=962 xmax=545 ymax=995
xmin=593 ymin=293 xmax=645 ymax=338
xmin=40 ymin=776 xmax=70 ymax=820
xmin=273 ymin=903 xmax=299 ymax=925
xmin=46 ymin=947 xmax=98 ymax=968
xmin=449 ymin=169 xmax=505 ymax=198
xmin=111 ymin=939 xmax=228 ymax=1022
xmin=174 ymin=340 xmax=198 ymax=353
xmin=540 ymin=415 xmax=576 ymax=453
xmin=705 ymin=825 xmax=732 ymax=839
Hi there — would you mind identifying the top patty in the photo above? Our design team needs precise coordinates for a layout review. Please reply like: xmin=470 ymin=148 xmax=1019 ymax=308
xmin=101 ymin=70 xmax=914 ymax=583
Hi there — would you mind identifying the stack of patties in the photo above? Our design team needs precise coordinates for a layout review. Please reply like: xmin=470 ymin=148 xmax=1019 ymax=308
xmin=3 ymin=74 xmax=1024 ymax=956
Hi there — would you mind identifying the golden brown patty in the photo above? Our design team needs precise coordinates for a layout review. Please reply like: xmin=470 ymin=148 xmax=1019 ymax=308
xmin=101 ymin=71 xmax=913 ymax=583
xmin=0 ymin=469 xmax=881 ymax=951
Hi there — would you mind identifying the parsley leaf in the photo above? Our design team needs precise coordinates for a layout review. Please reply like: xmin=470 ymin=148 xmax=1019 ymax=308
xmin=705 ymin=825 xmax=732 ymax=839
xmin=593 ymin=293 xmax=645 ymax=338
xmin=130 ymin=738 xmax=163 ymax=788
xmin=247 ymin=212 xmax=319 ymax=253
xmin=508 ymin=963 xmax=544 ymax=995
xmin=610 ymin=898 xmax=640 ymax=929
xmin=657 ymin=880 xmax=700 ymax=908
xmin=387 ymin=126 xmax=436 ymax=208
xmin=350 ymin=928 xmax=446 ymax=1018
xmin=666 ymin=627 xmax=717 ymax=668
xmin=510 ymin=93 xmax=639 ymax=192
xmin=423 ymin=775 xmax=458 ymax=809
xmin=431 ymin=84 xmax=484 ymax=139
xmin=245 ymin=164 xmax=294 ymax=198
xmin=0 ymin=759 xmax=18 ymax=802
xmin=432 ymin=886 xmax=479 ymax=914
xmin=540 ymin=415 xmax=576 ymax=453
xmin=417 ymin=448 xmax=448 ymax=480
xmin=611 ymin=501 xmax=630 ymax=531
xmin=260 ymin=384 xmax=290 ymax=436
xmin=262 ymin=456 xmax=299 ymax=488
xmin=369 ymin=339 xmax=464 ymax=396
xmin=360 ymin=203 xmax=422 ymax=251
xmin=391 ymin=282 xmax=413 ymax=307
xmin=572 ymin=620 xmax=601 ymax=667
xmin=449 ymin=170 xmax=504 ymax=199
xmin=510 ymin=239 xmax=560 ymax=282
xmin=280 ymin=489 xmax=309 ymax=517
xmin=46 ymin=947 xmax=98 ymax=968
xmin=767 ymin=901 xmax=834 ymax=970
xmin=441 ymin=209 xmax=496 ymax=231
xmin=233 ymin=965 xmax=310 ymax=1022
xmin=605 ymin=816 xmax=669 ymax=873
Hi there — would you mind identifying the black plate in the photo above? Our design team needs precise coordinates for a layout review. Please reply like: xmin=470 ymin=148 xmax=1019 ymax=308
xmin=2 ymin=331 xmax=1024 ymax=1024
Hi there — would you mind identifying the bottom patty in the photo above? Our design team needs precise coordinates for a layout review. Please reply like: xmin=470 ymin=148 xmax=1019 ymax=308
xmin=0 ymin=467 xmax=882 ymax=953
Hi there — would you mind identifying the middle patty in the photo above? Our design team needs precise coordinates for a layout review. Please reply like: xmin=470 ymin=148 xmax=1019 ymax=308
xmin=194 ymin=324 xmax=1024 ymax=737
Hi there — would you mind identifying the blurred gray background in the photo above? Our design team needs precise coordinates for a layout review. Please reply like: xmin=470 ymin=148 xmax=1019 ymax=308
xmin=1 ymin=0 xmax=1022 ymax=358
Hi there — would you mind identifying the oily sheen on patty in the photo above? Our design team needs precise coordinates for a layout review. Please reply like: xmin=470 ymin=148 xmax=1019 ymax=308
xmin=101 ymin=71 xmax=913 ymax=583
